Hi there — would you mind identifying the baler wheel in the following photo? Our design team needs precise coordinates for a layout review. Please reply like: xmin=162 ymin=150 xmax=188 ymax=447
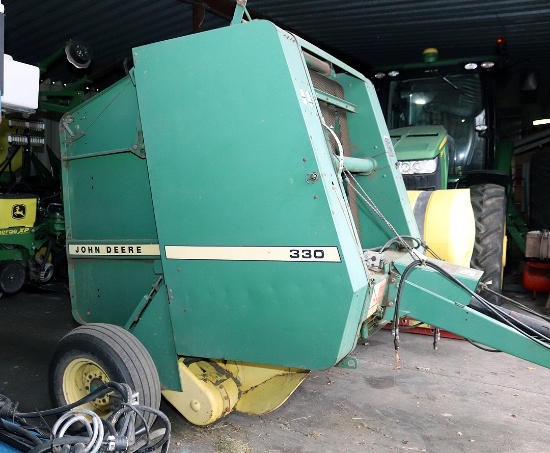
xmin=49 ymin=323 xmax=161 ymax=426
xmin=470 ymin=184 xmax=507 ymax=305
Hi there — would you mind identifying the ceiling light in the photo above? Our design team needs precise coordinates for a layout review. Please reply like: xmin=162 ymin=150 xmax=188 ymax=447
xmin=388 ymin=70 xmax=400 ymax=77
xmin=464 ymin=63 xmax=478 ymax=70
xmin=481 ymin=61 xmax=495 ymax=69
xmin=533 ymin=118 xmax=550 ymax=126
xmin=374 ymin=72 xmax=386 ymax=79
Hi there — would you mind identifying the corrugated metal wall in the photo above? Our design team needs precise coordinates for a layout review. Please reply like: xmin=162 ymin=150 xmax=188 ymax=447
xmin=2 ymin=0 xmax=550 ymax=105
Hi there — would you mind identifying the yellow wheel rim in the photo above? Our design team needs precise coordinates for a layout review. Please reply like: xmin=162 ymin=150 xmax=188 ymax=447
xmin=34 ymin=246 xmax=53 ymax=264
xmin=63 ymin=358 xmax=112 ymax=416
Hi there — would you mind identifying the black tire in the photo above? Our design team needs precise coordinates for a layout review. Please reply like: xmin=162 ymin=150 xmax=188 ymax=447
xmin=470 ymin=184 xmax=507 ymax=305
xmin=0 ymin=261 xmax=27 ymax=294
xmin=529 ymin=150 xmax=550 ymax=230
xmin=49 ymin=323 xmax=161 ymax=427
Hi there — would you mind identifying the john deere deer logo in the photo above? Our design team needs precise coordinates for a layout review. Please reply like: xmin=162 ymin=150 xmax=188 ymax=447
xmin=12 ymin=204 xmax=26 ymax=219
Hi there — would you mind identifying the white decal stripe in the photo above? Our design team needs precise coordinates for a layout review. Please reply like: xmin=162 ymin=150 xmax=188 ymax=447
xmin=164 ymin=246 xmax=341 ymax=262
xmin=68 ymin=244 xmax=160 ymax=257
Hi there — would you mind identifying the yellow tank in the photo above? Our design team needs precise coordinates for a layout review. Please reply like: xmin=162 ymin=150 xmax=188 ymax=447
xmin=407 ymin=189 xmax=475 ymax=267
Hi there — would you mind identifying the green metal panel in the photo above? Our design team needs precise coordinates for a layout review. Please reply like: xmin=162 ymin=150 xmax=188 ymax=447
xmin=133 ymin=20 xmax=370 ymax=370
xmin=61 ymin=74 xmax=162 ymax=324
xmin=61 ymin=76 xmax=157 ymax=241
xmin=0 ymin=228 xmax=46 ymax=256
xmin=388 ymin=125 xmax=449 ymax=188
xmin=391 ymin=255 xmax=481 ymax=306
xmin=61 ymin=77 xmax=143 ymax=161
xmin=128 ymin=280 xmax=181 ymax=391
xmin=336 ymin=73 xmax=419 ymax=249
xmin=60 ymin=72 xmax=181 ymax=388
xmin=63 ymin=153 xmax=157 ymax=240
xmin=506 ymin=199 xmax=528 ymax=255
xmin=69 ymin=260 xmax=160 ymax=325
xmin=387 ymin=255 xmax=550 ymax=368
xmin=389 ymin=125 xmax=447 ymax=161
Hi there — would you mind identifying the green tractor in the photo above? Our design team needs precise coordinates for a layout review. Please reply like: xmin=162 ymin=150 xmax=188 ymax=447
xmin=372 ymin=46 xmax=517 ymax=304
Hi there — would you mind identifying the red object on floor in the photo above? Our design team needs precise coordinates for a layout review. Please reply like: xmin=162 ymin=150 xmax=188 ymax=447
xmin=522 ymin=261 xmax=550 ymax=298
xmin=383 ymin=317 xmax=463 ymax=340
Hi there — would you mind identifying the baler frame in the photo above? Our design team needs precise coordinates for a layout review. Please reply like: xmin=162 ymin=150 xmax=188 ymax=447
xmin=52 ymin=1 xmax=550 ymax=427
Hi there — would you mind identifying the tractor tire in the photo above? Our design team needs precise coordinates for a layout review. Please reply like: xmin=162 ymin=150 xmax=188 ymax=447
xmin=49 ymin=323 xmax=161 ymax=427
xmin=470 ymin=184 xmax=507 ymax=305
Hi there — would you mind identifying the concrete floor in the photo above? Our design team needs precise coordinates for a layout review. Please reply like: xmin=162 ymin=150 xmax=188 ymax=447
xmin=0 ymin=271 xmax=549 ymax=453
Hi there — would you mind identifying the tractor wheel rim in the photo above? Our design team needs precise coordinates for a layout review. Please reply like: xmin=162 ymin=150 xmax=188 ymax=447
xmin=41 ymin=262 xmax=54 ymax=283
xmin=63 ymin=358 xmax=112 ymax=414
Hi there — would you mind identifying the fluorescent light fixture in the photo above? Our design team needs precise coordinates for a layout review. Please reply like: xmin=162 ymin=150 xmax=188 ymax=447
xmin=533 ymin=118 xmax=550 ymax=126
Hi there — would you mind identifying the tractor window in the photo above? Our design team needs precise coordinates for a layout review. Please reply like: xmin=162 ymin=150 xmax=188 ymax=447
xmin=387 ymin=73 xmax=486 ymax=176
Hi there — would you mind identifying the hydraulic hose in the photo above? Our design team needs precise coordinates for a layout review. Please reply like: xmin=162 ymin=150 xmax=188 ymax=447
xmin=17 ymin=382 xmax=131 ymax=418
xmin=469 ymin=297 xmax=550 ymax=339
xmin=27 ymin=436 xmax=91 ymax=453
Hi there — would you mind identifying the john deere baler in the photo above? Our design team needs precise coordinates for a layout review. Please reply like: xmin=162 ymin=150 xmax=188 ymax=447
xmin=52 ymin=11 xmax=550 ymax=426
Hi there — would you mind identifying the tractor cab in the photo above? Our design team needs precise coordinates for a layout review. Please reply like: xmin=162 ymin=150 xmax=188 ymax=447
xmin=373 ymin=47 xmax=503 ymax=190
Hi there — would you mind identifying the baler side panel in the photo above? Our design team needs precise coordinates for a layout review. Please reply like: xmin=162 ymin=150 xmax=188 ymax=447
xmin=133 ymin=21 xmax=369 ymax=370
xmin=61 ymin=78 xmax=143 ymax=162
xmin=276 ymin=28 xmax=372 ymax=361
xmin=64 ymin=154 xmax=157 ymax=240
xmin=60 ymin=75 xmax=180 ymax=387
xmin=337 ymin=73 xmax=420 ymax=249
xmin=61 ymin=77 xmax=158 ymax=241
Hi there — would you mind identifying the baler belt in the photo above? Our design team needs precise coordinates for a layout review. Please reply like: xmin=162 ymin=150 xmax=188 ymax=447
xmin=309 ymin=69 xmax=362 ymax=243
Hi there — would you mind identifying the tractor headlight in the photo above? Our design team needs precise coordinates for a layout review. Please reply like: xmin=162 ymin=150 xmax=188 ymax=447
xmin=400 ymin=162 xmax=411 ymax=173
xmin=398 ymin=157 xmax=438 ymax=175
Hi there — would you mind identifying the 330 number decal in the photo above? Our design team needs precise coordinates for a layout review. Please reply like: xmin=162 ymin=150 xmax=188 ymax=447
xmin=289 ymin=249 xmax=325 ymax=259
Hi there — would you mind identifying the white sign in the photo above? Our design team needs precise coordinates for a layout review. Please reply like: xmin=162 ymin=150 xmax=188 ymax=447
xmin=164 ymin=246 xmax=341 ymax=262
xmin=69 ymin=244 xmax=160 ymax=257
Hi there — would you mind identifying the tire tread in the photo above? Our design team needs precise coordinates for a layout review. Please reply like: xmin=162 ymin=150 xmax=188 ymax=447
xmin=470 ymin=184 xmax=506 ymax=305
xmin=50 ymin=323 xmax=161 ymax=425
